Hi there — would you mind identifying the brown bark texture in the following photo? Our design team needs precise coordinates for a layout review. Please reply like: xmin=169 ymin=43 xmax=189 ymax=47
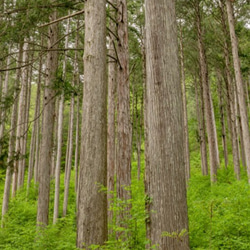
xmin=76 ymin=1 xmax=108 ymax=248
xmin=226 ymin=0 xmax=250 ymax=182
xmin=145 ymin=0 xmax=190 ymax=249
xmin=36 ymin=11 xmax=58 ymax=226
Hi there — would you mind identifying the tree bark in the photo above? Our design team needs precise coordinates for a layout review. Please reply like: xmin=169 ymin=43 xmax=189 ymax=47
xmin=107 ymin=0 xmax=117 ymax=233
xmin=219 ymin=0 xmax=241 ymax=179
xmin=76 ymin=2 xmax=108 ymax=248
xmin=179 ymin=26 xmax=190 ymax=182
xmin=195 ymin=75 xmax=208 ymax=176
xmin=63 ymin=16 xmax=73 ymax=218
xmin=37 ymin=11 xmax=58 ymax=227
xmin=195 ymin=1 xmax=219 ymax=182
xmin=0 ymin=46 xmax=11 ymax=155
xmin=16 ymin=41 xmax=29 ymax=190
xmin=1 ymin=44 xmax=22 ymax=226
xmin=145 ymin=0 xmax=190 ymax=248
xmin=217 ymin=72 xmax=228 ymax=168
xmin=116 ymin=0 xmax=131 ymax=207
xmin=226 ymin=0 xmax=250 ymax=182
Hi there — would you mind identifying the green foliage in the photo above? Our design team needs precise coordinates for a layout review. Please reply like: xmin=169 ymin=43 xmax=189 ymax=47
xmin=188 ymin=168 xmax=250 ymax=250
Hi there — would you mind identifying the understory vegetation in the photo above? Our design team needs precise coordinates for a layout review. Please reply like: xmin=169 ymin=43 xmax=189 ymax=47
xmin=1 ymin=157 xmax=250 ymax=249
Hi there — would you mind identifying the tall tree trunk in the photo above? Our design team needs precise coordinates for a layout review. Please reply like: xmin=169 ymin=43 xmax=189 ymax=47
xmin=53 ymin=94 xmax=64 ymax=224
xmin=1 ymin=44 xmax=22 ymax=226
xmin=195 ymin=75 xmax=208 ymax=176
xmin=16 ymin=41 xmax=29 ymax=190
xmin=116 ymin=0 xmax=131 ymax=207
xmin=107 ymin=0 xmax=117 ymax=233
xmin=145 ymin=0 xmax=189 ymax=248
xmin=62 ymin=16 xmax=73 ymax=218
xmin=179 ymin=26 xmax=191 ymax=182
xmin=0 ymin=46 xmax=11 ymax=155
xmin=74 ymin=20 xmax=80 ymax=194
xmin=52 ymin=16 xmax=69 ymax=221
xmin=196 ymin=1 xmax=219 ymax=182
xmin=37 ymin=11 xmax=58 ymax=227
xmin=217 ymin=72 xmax=228 ymax=168
xmin=33 ymin=49 xmax=43 ymax=185
xmin=11 ymin=42 xmax=24 ymax=197
xmin=226 ymin=0 xmax=250 ymax=182
xmin=219 ymin=0 xmax=240 ymax=178
xmin=76 ymin=2 xmax=107 ymax=248
xmin=27 ymin=75 xmax=41 ymax=193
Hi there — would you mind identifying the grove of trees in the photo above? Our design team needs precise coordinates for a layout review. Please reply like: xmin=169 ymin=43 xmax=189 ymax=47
xmin=0 ymin=0 xmax=250 ymax=249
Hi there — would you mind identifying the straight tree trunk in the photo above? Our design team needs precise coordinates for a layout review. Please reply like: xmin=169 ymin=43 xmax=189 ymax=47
xmin=145 ymin=0 xmax=190 ymax=248
xmin=0 ymin=46 xmax=11 ymax=155
xmin=195 ymin=75 xmax=208 ymax=176
xmin=196 ymin=1 xmax=219 ymax=182
xmin=33 ymin=49 xmax=43 ymax=185
xmin=74 ymin=20 xmax=80 ymax=194
xmin=27 ymin=76 xmax=41 ymax=193
xmin=16 ymin=41 xmax=29 ymax=190
xmin=116 ymin=0 xmax=131 ymax=206
xmin=11 ymin=42 xmax=24 ymax=197
xmin=63 ymin=16 xmax=74 ymax=218
xmin=217 ymin=72 xmax=228 ymax=168
xmin=1 ymin=45 xmax=22 ymax=226
xmin=107 ymin=0 xmax=117 ymax=232
xmin=180 ymin=26 xmax=190 ymax=181
xmin=37 ymin=11 xmax=58 ymax=227
xmin=76 ymin=2 xmax=108 ymax=248
xmin=219 ymin=0 xmax=240 ymax=178
xmin=226 ymin=0 xmax=250 ymax=181
xmin=52 ymin=19 xmax=68 ymax=221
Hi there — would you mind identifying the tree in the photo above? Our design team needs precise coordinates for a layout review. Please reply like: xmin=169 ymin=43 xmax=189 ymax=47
xmin=195 ymin=0 xmax=220 ymax=182
xmin=116 ymin=0 xmax=132 ymax=204
xmin=107 ymin=0 xmax=117 ymax=231
xmin=144 ymin=0 xmax=189 ymax=248
xmin=226 ymin=0 xmax=250 ymax=182
xmin=76 ymin=1 xmax=108 ymax=247
xmin=36 ymin=11 xmax=59 ymax=227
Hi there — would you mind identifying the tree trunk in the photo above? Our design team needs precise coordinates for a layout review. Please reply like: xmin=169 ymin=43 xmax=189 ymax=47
xmin=76 ymin=1 xmax=107 ymax=248
xmin=1 ymin=45 xmax=22 ymax=225
xmin=217 ymin=72 xmax=228 ymax=168
xmin=195 ymin=75 xmax=208 ymax=176
xmin=63 ymin=16 xmax=73 ymax=218
xmin=0 ymin=46 xmax=11 ymax=155
xmin=145 ymin=0 xmax=190 ymax=248
xmin=107 ymin=0 xmax=117 ymax=233
xmin=37 ymin=11 xmax=58 ymax=227
xmin=11 ymin=42 xmax=24 ymax=197
xmin=33 ymin=46 xmax=43 ymax=185
xmin=16 ymin=41 xmax=29 ymax=190
xmin=226 ymin=0 xmax=250 ymax=182
xmin=219 ymin=0 xmax=240 ymax=178
xmin=116 ymin=0 xmax=131 ymax=207
xmin=196 ymin=1 xmax=219 ymax=182
xmin=74 ymin=20 xmax=80 ymax=194
xmin=179 ymin=26 xmax=190 ymax=182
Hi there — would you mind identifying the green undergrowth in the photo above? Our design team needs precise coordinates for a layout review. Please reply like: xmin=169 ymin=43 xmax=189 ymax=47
xmin=188 ymin=164 xmax=250 ymax=249
xmin=0 ymin=158 xmax=250 ymax=249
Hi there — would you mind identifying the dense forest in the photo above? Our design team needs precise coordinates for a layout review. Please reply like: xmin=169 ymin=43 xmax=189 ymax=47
xmin=0 ymin=0 xmax=250 ymax=249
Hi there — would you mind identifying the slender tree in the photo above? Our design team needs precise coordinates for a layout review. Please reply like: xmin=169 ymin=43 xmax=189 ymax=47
xmin=37 ymin=11 xmax=59 ymax=227
xmin=116 ymin=0 xmax=131 ymax=206
xmin=76 ymin=1 xmax=108 ymax=247
xmin=195 ymin=0 xmax=220 ymax=182
xmin=145 ymin=0 xmax=189 ymax=248
xmin=226 ymin=0 xmax=250 ymax=182
xmin=107 ymin=0 xmax=117 ymax=231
